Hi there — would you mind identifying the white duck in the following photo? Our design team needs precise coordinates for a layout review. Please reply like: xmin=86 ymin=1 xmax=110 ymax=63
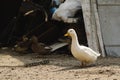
xmin=64 ymin=29 xmax=100 ymax=66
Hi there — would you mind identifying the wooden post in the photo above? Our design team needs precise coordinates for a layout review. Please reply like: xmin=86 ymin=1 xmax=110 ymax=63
xmin=80 ymin=0 xmax=106 ymax=57
xmin=92 ymin=0 xmax=106 ymax=57
xmin=81 ymin=0 xmax=99 ymax=52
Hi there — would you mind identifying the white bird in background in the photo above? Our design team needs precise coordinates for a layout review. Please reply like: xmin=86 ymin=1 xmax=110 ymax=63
xmin=64 ymin=29 xmax=101 ymax=67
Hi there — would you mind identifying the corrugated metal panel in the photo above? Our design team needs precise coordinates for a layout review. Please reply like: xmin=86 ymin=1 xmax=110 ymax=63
xmin=106 ymin=47 xmax=120 ymax=57
xmin=98 ymin=0 xmax=120 ymax=5
xmin=98 ymin=0 xmax=120 ymax=56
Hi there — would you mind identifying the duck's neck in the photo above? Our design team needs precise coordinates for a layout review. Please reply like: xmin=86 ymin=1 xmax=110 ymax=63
xmin=71 ymin=33 xmax=80 ymax=46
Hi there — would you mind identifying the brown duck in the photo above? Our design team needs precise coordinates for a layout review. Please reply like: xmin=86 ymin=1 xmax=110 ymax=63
xmin=30 ymin=36 xmax=52 ymax=55
xmin=14 ymin=35 xmax=31 ymax=53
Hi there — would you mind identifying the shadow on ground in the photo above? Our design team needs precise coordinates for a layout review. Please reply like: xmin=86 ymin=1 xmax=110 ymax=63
xmin=0 ymin=48 xmax=120 ymax=69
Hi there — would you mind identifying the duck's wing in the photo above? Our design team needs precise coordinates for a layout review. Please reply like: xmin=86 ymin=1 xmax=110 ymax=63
xmin=80 ymin=46 xmax=101 ymax=57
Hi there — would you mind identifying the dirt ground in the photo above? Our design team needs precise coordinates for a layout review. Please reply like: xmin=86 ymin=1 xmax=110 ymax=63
xmin=0 ymin=49 xmax=120 ymax=80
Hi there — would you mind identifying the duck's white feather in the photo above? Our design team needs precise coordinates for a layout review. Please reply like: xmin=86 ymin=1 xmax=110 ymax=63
xmin=71 ymin=45 xmax=100 ymax=63
xmin=66 ymin=29 xmax=100 ymax=65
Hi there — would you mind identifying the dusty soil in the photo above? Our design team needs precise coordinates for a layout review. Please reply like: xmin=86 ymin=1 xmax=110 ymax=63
xmin=0 ymin=49 xmax=120 ymax=80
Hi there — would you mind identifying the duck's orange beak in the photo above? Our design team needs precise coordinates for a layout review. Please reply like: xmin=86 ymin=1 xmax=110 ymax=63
xmin=64 ymin=33 xmax=70 ymax=37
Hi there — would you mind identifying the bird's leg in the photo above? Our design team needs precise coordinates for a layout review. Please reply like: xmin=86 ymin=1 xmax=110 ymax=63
xmin=80 ymin=62 xmax=87 ymax=67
